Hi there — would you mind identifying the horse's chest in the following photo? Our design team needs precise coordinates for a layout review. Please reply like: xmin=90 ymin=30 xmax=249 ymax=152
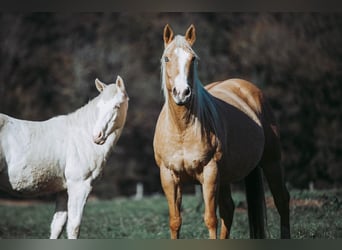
xmin=162 ymin=138 xmax=213 ymax=173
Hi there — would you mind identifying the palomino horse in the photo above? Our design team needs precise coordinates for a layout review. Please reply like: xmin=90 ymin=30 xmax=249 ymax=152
xmin=153 ymin=24 xmax=290 ymax=239
xmin=0 ymin=76 xmax=129 ymax=238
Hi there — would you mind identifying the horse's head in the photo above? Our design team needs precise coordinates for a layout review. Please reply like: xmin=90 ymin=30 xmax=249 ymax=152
xmin=161 ymin=24 xmax=198 ymax=106
xmin=93 ymin=76 xmax=129 ymax=145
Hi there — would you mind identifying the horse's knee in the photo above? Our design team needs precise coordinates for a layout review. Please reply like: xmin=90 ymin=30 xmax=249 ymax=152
xmin=67 ymin=219 xmax=80 ymax=239
xmin=169 ymin=216 xmax=182 ymax=232
xmin=204 ymin=214 xmax=217 ymax=230
xmin=66 ymin=213 xmax=83 ymax=239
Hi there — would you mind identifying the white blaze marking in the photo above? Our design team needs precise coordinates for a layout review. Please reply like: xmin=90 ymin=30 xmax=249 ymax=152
xmin=174 ymin=48 xmax=190 ymax=91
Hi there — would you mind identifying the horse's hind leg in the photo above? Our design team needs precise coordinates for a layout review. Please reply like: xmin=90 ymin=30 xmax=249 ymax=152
xmin=50 ymin=191 xmax=68 ymax=239
xmin=218 ymin=183 xmax=235 ymax=239
xmin=262 ymin=161 xmax=290 ymax=238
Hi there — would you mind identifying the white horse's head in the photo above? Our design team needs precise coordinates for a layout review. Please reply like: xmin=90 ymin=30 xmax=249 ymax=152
xmin=93 ymin=76 xmax=129 ymax=145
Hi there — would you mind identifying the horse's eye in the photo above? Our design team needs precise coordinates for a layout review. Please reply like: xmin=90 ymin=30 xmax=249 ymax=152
xmin=164 ymin=56 xmax=169 ymax=62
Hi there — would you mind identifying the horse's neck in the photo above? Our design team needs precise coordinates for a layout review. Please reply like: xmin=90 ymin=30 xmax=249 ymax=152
xmin=68 ymin=97 xmax=98 ymax=133
xmin=170 ymin=83 xmax=221 ymax=146
xmin=164 ymin=81 xmax=196 ymax=133
xmin=165 ymin=99 xmax=193 ymax=133
xmin=65 ymin=97 xmax=117 ymax=161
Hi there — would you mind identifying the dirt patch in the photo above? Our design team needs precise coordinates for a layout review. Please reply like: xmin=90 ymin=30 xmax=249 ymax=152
xmin=268 ymin=197 xmax=324 ymax=208
xmin=0 ymin=198 xmax=48 ymax=207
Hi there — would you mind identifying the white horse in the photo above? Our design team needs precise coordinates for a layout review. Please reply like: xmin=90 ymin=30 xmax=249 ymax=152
xmin=0 ymin=76 xmax=129 ymax=239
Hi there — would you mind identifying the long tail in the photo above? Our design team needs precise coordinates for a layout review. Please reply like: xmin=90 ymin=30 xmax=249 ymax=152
xmin=244 ymin=166 xmax=267 ymax=238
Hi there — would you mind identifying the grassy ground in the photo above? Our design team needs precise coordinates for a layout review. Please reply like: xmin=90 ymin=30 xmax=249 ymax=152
xmin=0 ymin=189 xmax=341 ymax=239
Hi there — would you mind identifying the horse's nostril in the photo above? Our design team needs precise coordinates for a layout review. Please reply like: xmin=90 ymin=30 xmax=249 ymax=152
xmin=97 ymin=131 xmax=103 ymax=139
xmin=184 ymin=87 xmax=191 ymax=97
xmin=172 ymin=87 xmax=177 ymax=96
xmin=94 ymin=131 xmax=103 ymax=143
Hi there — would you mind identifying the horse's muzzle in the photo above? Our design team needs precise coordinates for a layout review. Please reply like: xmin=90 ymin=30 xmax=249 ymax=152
xmin=172 ymin=86 xmax=192 ymax=105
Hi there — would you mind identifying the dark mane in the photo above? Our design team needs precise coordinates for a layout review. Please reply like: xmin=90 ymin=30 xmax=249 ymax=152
xmin=190 ymin=60 xmax=223 ymax=142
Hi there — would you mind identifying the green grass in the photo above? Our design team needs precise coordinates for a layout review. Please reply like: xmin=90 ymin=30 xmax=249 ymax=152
xmin=0 ymin=189 xmax=341 ymax=239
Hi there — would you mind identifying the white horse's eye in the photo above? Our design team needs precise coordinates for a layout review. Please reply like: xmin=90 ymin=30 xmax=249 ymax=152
xmin=164 ymin=56 xmax=169 ymax=62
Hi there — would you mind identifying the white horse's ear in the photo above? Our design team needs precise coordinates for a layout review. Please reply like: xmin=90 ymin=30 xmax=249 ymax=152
xmin=95 ymin=78 xmax=106 ymax=92
xmin=185 ymin=24 xmax=196 ymax=46
xmin=116 ymin=76 xmax=125 ymax=91
xmin=163 ymin=24 xmax=174 ymax=47
xmin=116 ymin=75 xmax=129 ymax=100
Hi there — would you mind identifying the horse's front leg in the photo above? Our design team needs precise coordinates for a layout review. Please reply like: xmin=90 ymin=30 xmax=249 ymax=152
xmin=201 ymin=160 xmax=218 ymax=239
xmin=50 ymin=191 xmax=68 ymax=239
xmin=160 ymin=165 xmax=182 ymax=239
xmin=66 ymin=178 xmax=92 ymax=239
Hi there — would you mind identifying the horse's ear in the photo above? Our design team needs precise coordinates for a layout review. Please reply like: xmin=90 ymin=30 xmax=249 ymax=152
xmin=163 ymin=24 xmax=174 ymax=47
xmin=116 ymin=75 xmax=125 ymax=91
xmin=95 ymin=78 xmax=106 ymax=92
xmin=185 ymin=24 xmax=196 ymax=46
xmin=116 ymin=75 xmax=129 ymax=100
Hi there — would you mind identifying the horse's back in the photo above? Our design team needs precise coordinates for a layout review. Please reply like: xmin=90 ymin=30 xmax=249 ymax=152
xmin=206 ymin=79 xmax=264 ymax=120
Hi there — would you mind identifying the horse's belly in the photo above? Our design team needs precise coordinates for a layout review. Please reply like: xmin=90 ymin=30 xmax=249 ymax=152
xmin=5 ymin=162 xmax=66 ymax=196
xmin=219 ymin=127 xmax=264 ymax=182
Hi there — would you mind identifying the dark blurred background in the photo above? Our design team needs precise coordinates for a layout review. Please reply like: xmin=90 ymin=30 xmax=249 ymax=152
xmin=0 ymin=13 xmax=341 ymax=199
